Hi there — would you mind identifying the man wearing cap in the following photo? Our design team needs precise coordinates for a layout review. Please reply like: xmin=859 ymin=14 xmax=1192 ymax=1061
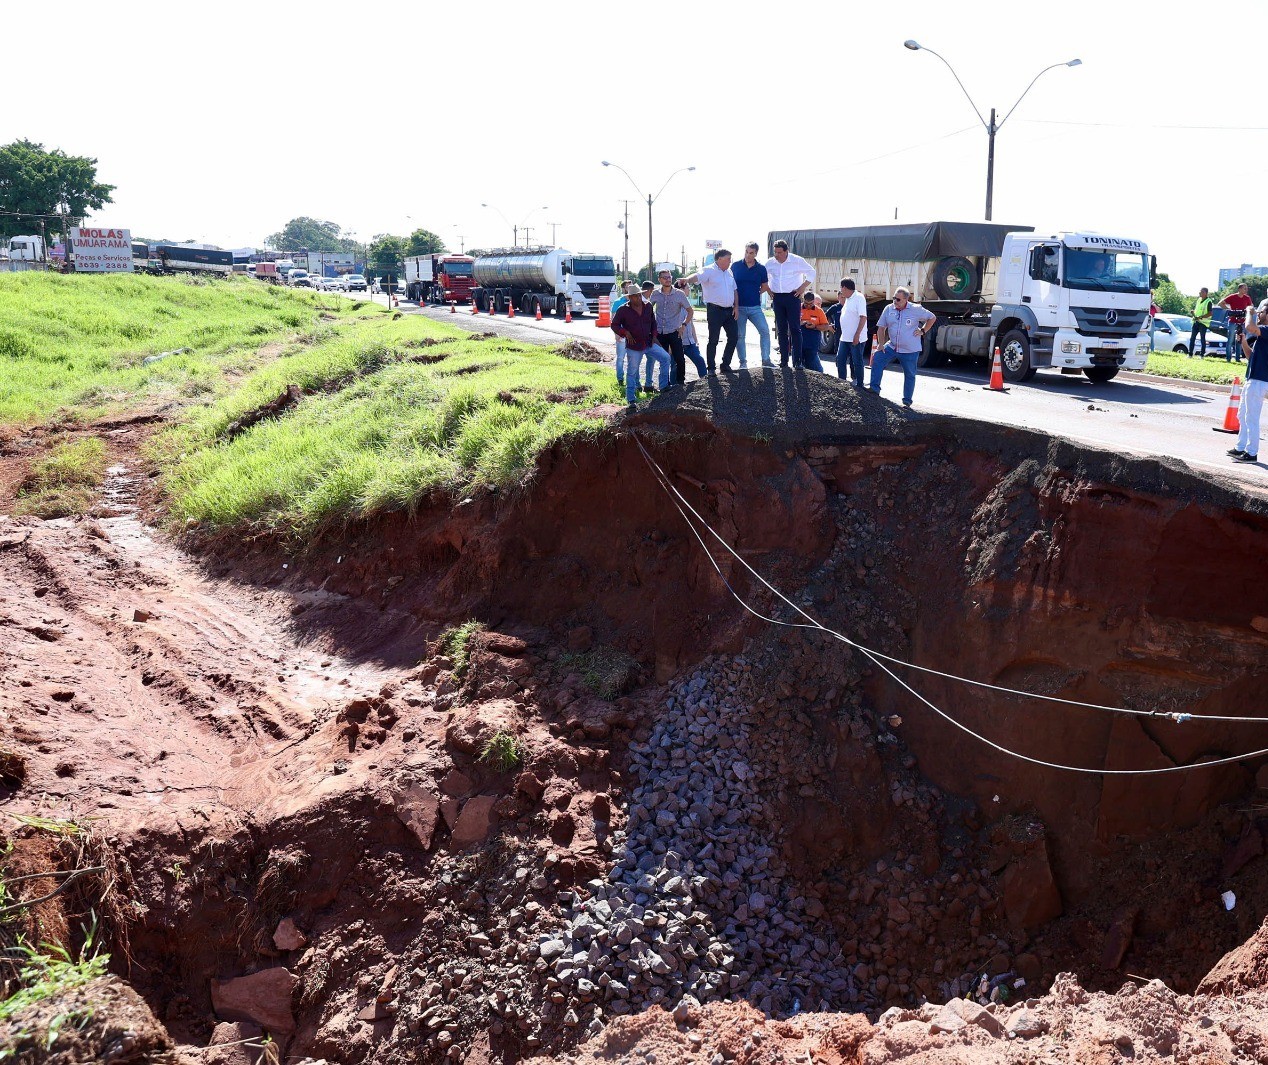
xmin=1228 ymin=298 xmax=1268 ymax=464
xmin=766 ymin=240 xmax=816 ymax=368
xmin=732 ymin=242 xmax=771 ymax=367
xmin=610 ymin=286 xmax=671 ymax=407
xmin=871 ymin=287 xmax=935 ymax=407
xmin=683 ymin=250 xmax=739 ymax=373
xmin=611 ymin=281 xmax=637 ymax=389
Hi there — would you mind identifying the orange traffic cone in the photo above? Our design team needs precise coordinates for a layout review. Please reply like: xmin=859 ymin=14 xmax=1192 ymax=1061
xmin=565 ymin=307 xmax=573 ymax=323
xmin=1213 ymin=376 xmax=1242 ymax=434
xmin=595 ymin=296 xmax=611 ymax=328
xmin=508 ymin=300 xmax=515 ymax=319
xmin=488 ymin=300 xmax=496 ymax=316
xmin=984 ymin=347 xmax=1008 ymax=392
xmin=535 ymin=304 xmax=542 ymax=321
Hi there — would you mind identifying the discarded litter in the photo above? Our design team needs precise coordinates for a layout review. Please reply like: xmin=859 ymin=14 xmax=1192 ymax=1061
xmin=1222 ymin=891 xmax=1237 ymax=911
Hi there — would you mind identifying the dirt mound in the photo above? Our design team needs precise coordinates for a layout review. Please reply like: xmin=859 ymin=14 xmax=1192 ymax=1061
xmin=553 ymin=340 xmax=604 ymax=363
xmin=0 ymin=974 xmax=173 ymax=1064
xmin=1198 ymin=917 xmax=1268 ymax=996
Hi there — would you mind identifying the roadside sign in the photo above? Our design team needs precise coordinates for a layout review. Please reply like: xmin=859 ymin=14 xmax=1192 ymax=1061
xmin=704 ymin=240 xmax=723 ymax=250
xmin=70 ymin=227 xmax=133 ymax=272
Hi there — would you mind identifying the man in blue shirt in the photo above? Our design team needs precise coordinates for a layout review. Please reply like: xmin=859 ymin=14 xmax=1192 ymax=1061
xmin=1230 ymin=298 xmax=1268 ymax=463
xmin=731 ymin=242 xmax=771 ymax=368
xmin=870 ymin=287 xmax=935 ymax=407
xmin=611 ymin=281 xmax=635 ymax=389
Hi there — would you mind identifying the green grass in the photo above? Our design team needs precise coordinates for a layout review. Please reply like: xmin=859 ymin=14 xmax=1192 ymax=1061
xmin=13 ymin=438 xmax=108 ymax=518
xmin=559 ymin=646 xmax=639 ymax=699
xmin=159 ymin=317 xmax=622 ymax=535
xmin=1145 ymin=349 xmax=1245 ymax=385
xmin=437 ymin=620 xmax=485 ymax=678
xmin=478 ymin=730 xmax=522 ymax=773
xmin=0 ymin=272 xmax=376 ymax=426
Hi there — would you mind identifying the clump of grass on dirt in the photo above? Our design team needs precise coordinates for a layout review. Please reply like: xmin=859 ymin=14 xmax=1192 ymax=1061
xmin=437 ymin=620 xmax=486 ymax=678
xmin=0 ymin=272 xmax=378 ymax=427
xmin=13 ymin=438 xmax=108 ymax=518
xmin=560 ymin=645 xmax=639 ymax=699
xmin=0 ymin=918 xmax=108 ymax=1052
xmin=160 ymin=316 xmax=622 ymax=534
xmin=478 ymin=730 xmax=522 ymax=773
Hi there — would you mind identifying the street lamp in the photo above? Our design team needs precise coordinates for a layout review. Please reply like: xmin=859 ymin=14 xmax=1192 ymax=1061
xmin=903 ymin=40 xmax=1080 ymax=221
xmin=601 ymin=161 xmax=696 ymax=277
xmin=481 ymin=203 xmax=549 ymax=248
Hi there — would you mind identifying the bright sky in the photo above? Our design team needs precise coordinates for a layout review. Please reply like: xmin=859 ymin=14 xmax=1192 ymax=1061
xmin=9 ymin=0 xmax=1265 ymax=293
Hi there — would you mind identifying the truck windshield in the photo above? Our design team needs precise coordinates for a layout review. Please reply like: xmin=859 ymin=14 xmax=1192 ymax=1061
xmin=570 ymin=257 xmax=616 ymax=276
xmin=1063 ymin=249 xmax=1150 ymax=294
xmin=443 ymin=262 xmax=473 ymax=276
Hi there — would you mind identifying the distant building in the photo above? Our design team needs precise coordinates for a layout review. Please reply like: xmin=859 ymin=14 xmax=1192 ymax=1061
xmin=1219 ymin=263 xmax=1268 ymax=287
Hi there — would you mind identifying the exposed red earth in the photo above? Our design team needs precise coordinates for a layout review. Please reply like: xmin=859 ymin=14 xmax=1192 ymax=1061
xmin=2 ymin=375 xmax=1268 ymax=1063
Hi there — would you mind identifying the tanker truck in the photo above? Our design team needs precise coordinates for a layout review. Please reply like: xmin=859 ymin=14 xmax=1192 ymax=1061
xmin=470 ymin=249 xmax=617 ymax=318
xmin=404 ymin=253 xmax=476 ymax=305
xmin=768 ymin=222 xmax=1156 ymax=384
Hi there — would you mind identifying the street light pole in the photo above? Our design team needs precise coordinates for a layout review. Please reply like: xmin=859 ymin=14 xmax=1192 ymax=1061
xmin=903 ymin=41 xmax=1080 ymax=221
xmin=601 ymin=161 xmax=695 ymax=278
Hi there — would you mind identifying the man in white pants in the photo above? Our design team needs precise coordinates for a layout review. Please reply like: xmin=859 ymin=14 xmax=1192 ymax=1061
xmin=1229 ymin=298 xmax=1268 ymax=464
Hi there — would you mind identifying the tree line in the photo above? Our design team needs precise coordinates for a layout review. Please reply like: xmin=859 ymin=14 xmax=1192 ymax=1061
xmin=267 ymin=218 xmax=444 ymax=277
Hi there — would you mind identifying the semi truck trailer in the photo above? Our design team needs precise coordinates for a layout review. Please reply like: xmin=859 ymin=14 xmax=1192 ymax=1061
xmin=470 ymin=249 xmax=617 ymax=318
xmin=768 ymin=222 xmax=1155 ymax=384
xmin=404 ymin=253 xmax=476 ymax=304
xmin=153 ymin=245 xmax=235 ymax=276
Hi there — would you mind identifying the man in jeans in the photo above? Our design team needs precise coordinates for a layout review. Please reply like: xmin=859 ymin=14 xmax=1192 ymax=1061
xmin=1229 ymin=298 xmax=1268 ymax=463
xmin=611 ymin=281 xmax=637 ymax=388
xmin=870 ymin=287 xmax=934 ymax=407
xmin=732 ymin=241 xmax=771 ymax=367
xmin=649 ymin=269 xmax=694 ymax=385
xmin=834 ymin=278 xmax=869 ymax=386
xmin=1221 ymin=283 xmax=1253 ymax=363
xmin=610 ymin=287 xmax=670 ymax=406
xmin=766 ymin=239 xmax=816 ymax=368
xmin=683 ymin=249 xmax=738 ymax=373
xmin=1191 ymin=287 xmax=1215 ymax=358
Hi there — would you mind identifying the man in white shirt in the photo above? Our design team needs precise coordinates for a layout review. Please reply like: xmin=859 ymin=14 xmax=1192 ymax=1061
xmin=683 ymin=249 xmax=739 ymax=374
xmin=766 ymin=240 xmax=817 ymax=368
xmin=834 ymin=279 xmax=869 ymax=387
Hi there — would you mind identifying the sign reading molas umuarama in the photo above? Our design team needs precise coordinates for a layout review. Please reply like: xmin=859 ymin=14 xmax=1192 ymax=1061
xmin=69 ymin=227 xmax=134 ymax=273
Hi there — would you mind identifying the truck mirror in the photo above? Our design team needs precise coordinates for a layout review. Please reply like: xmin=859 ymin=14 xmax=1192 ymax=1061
xmin=1028 ymin=247 xmax=1045 ymax=281
xmin=1150 ymin=255 xmax=1157 ymax=289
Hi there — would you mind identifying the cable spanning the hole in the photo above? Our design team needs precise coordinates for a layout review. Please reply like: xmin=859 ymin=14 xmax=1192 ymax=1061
xmin=633 ymin=434 xmax=1268 ymax=775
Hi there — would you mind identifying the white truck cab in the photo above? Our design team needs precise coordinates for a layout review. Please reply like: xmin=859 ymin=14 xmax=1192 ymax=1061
xmin=992 ymin=232 xmax=1154 ymax=383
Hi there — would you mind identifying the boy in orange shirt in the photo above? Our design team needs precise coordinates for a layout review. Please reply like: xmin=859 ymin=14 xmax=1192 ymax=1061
xmin=798 ymin=291 xmax=828 ymax=372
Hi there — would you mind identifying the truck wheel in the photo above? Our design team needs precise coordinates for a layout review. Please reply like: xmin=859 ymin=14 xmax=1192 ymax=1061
xmin=1084 ymin=366 xmax=1120 ymax=383
xmin=556 ymin=295 xmax=568 ymax=318
xmin=932 ymin=256 xmax=979 ymax=300
xmin=918 ymin=325 xmax=948 ymax=368
xmin=999 ymin=329 xmax=1037 ymax=382
xmin=474 ymin=291 xmax=488 ymax=312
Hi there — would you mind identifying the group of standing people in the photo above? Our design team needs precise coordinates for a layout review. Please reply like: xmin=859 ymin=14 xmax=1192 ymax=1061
xmin=609 ymin=240 xmax=935 ymax=408
xmin=1186 ymin=283 xmax=1253 ymax=362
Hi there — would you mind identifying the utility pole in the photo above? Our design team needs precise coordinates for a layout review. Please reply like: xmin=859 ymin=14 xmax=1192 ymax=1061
xmin=522 ymin=227 xmax=535 ymax=248
xmin=985 ymin=107 xmax=997 ymax=221
xmin=548 ymin=221 xmax=560 ymax=246
xmin=646 ymin=193 xmax=653 ymax=279
xmin=619 ymin=199 xmax=631 ymax=278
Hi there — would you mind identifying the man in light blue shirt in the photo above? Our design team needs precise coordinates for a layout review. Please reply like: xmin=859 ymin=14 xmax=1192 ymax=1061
xmin=611 ymin=282 xmax=636 ymax=388
xmin=870 ymin=287 xmax=935 ymax=407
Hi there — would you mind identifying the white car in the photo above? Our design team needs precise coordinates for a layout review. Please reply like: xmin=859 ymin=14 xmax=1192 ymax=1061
xmin=1151 ymin=313 xmax=1228 ymax=357
xmin=289 ymin=269 xmax=313 ymax=288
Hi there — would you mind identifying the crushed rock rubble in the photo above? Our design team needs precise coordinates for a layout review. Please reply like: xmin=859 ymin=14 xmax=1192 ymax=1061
xmin=540 ymin=656 xmax=852 ymax=1031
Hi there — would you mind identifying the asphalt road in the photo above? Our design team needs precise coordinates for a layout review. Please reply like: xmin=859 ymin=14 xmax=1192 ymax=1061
xmin=379 ymin=294 xmax=1264 ymax=496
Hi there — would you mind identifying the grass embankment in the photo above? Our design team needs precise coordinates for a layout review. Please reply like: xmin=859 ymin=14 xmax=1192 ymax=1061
xmin=1144 ymin=350 xmax=1245 ymax=385
xmin=158 ymin=315 xmax=621 ymax=535
xmin=0 ymin=272 xmax=375 ymax=426
xmin=1 ymin=274 xmax=620 ymax=536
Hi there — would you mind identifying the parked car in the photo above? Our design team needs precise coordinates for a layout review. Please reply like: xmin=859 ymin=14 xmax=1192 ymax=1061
xmin=289 ymin=269 xmax=313 ymax=288
xmin=1151 ymin=313 xmax=1228 ymax=357
xmin=344 ymin=274 xmax=367 ymax=292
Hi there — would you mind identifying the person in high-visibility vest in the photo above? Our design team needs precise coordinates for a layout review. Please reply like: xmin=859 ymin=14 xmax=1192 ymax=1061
xmin=1191 ymin=287 xmax=1215 ymax=358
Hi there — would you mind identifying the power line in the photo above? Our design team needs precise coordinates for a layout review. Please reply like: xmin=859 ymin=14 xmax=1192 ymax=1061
xmin=633 ymin=435 xmax=1268 ymax=776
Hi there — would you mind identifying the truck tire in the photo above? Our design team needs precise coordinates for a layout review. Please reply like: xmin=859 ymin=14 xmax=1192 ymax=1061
xmin=918 ymin=324 xmax=948 ymax=368
xmin=494 ymin=291 xmax=507 ymax=314
xmin=1084 ymin=366 xmax=1120 ymax=383
xmin=999 ymin=329 xmax=1037 ymax=382
xmin=932 ymin=256 xmax=979 ymax=300
xmin=556 ymin=294 xmax=568 ymax=318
